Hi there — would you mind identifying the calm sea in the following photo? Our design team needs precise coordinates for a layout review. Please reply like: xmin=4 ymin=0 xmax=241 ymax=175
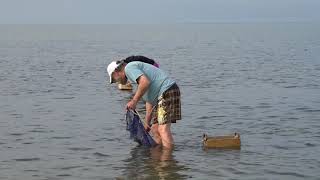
xmin=0 ymin=23 xmax=320 ymax=180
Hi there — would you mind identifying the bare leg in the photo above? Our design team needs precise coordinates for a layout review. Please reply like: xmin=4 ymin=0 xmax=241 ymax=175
xmin=151 ymin=123 xmax=162 ymax=145
xmin=158 ymin=123 xmax=174 ymax=150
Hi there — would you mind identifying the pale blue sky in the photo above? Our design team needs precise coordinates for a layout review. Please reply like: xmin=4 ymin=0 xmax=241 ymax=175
xmin=0 ymin=0 xmax=319 ymax=24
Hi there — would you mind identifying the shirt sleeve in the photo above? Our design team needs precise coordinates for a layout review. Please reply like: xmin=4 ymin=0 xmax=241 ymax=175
xmin=125 ymin=62 xmax=144 ymax=83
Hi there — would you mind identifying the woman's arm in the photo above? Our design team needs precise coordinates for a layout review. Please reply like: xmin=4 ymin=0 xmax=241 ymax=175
xmin=126 ymin=75 xmax=150 ymax=110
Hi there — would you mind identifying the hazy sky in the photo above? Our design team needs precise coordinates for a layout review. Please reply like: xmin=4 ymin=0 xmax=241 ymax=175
xmin=0 ymin=0 xmax=319 ymax=24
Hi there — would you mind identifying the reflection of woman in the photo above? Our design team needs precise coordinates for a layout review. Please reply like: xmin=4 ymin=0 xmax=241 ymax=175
xmin=118 ymin=146 xmax=187 ymax=180
xmin=149 ymin=146 xmax=181 ymax=179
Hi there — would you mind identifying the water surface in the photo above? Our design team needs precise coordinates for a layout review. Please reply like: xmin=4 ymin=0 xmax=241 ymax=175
xmin=0 ymin=23 xmax=320 ymax=179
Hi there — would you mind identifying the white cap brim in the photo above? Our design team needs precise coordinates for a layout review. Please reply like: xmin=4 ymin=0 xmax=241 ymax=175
xmin=107 ymin=61 xmax=120 ymax=84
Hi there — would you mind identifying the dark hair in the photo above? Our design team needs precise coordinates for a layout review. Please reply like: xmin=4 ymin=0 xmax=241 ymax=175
xmin=115 ymin=60 xmax=125 ymax=71
xmin=116 ymin=60 xmax=123 ymax=64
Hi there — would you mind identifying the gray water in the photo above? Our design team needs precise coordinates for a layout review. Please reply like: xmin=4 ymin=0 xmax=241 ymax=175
xmin=0 ymin=23 xmax=320 ymax=180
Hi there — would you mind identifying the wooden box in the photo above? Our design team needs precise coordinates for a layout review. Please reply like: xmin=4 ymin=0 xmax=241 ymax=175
xmin=118 ymin=83 xmax=133 ymax=90
xmin=203 ymin=133 xmax=241 ymax=149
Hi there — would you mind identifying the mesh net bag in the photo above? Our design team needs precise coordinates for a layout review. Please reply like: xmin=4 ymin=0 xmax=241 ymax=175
xmin=125 ymin=110 xmax=156 ymax=147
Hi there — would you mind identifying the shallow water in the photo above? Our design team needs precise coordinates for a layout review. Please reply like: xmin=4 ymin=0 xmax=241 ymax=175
xmin=0 ymin=23 xmax=320 ymax=179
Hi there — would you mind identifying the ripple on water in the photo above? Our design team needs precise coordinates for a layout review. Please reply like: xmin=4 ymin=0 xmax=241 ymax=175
xmin=52 ymin=96 xmax=75 ymax=100
xmin=284 ymin=85 xmax=298 ymax=88
xmin=14 ymin=158 xmax=41 ymax=162
xmin=9 ymin=133 xmax=25 ymax=136
xmin=294 ymin=107 xmax=320 ymax=113
xmin=264 ymin=169 xmax=309 ymax=179
xmin=197 ymin=115 xmax=226 ymax=120
xmin=93 ymin=152 xmax=111 ymax=157
xmin=256 ymin=104 xmax=273 ymax=109
xmin=22 ymin=142 xmax=34 ymax=145
xmin=93 ymin=137 xmax=114 ymax=142
xmin=68 ymin=147 xmax=94 ymax=151
xmin=23 ymin=169 xmax=39 ymax=172
xmin=28 ymin=129 xmax=50 ymax=133
xmin=271 ymin=144 xmax=291 ymax=150
xmin=239 ymin=106 xmax=254 ymax=110
xmin=57 ymin=166 xmax=83 ymax=170
xmin=51 ymin=136 xmax=73 ymax=139
xmin=56 ymin=174 xmax=72 ymax=177
xmin=9 ymin=113 xmax=23 ymax=118
xmin=304 ymin=143 xmax=317 ymax=147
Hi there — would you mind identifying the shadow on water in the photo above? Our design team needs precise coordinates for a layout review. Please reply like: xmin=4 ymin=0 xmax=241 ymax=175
xmin=117 ymin=146 xmax=189 ymax=180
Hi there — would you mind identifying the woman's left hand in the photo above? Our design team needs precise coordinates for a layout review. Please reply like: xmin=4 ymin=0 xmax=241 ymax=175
xmin=126 ymin=99 xmax=137 ymax=110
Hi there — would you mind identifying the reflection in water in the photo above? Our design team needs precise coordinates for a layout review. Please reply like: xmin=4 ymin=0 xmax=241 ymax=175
xmin=119 ymin=146 xmax=188 ymax=180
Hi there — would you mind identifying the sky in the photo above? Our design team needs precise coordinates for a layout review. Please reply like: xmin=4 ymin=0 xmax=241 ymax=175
xmin=0 ymin=0 xmax=319 ymax=24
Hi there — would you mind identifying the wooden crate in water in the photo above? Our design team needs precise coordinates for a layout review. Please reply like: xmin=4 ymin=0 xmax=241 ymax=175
xmin=118 ymin=83 xmax=133 ymax=90
xmin=202 ymin=133 xmax=241 ymax=149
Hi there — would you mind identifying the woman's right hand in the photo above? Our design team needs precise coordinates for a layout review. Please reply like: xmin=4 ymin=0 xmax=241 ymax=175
xmin=144 ymin=123 xmax=151 ymax=132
